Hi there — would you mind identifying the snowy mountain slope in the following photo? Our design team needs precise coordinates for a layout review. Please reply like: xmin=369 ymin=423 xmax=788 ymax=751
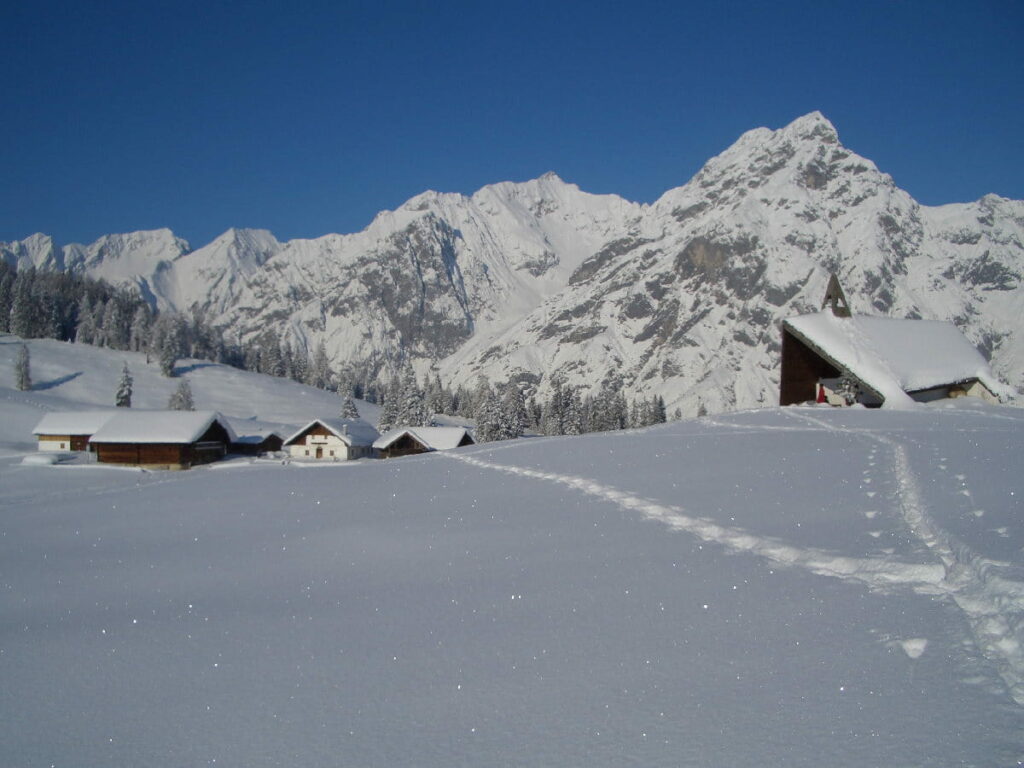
xmin=1 ymin=383 xmax=1022 ymax=764
xmin=446 ymin=112 xmax=1024 ymax=412
xmin=4 ymin=113 xmax=1022 ymax=412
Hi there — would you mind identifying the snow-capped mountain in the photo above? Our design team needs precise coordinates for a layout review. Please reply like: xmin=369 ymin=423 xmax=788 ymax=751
xmin=4 ymin=112 xmax=1022 ymax=411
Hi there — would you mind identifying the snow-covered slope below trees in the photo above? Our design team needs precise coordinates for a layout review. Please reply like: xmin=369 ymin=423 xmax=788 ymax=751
xmin=0 ymin=334 xmax=376 ymax=443
xmin=1 ymin=337 xmax=1023 ymax=764
xmin=4 ymin=113 xmax=1022 ymax=413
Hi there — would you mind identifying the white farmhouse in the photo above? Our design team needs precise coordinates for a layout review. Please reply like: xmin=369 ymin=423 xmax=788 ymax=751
xmin=282 ymin=418 xmax=380 ymax=460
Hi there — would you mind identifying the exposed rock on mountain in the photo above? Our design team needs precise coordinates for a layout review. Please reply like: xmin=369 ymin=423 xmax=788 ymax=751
xmin=4 ymin=113 xmax=1022 ymax=412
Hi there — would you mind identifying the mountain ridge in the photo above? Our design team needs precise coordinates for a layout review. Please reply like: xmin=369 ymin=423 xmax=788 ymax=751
xmin=4 ymin=113 xmax=1022 ymax=412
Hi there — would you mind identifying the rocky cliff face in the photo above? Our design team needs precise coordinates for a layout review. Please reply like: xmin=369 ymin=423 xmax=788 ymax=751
xmin=4 ymin=113 xmax=1022 ymax=411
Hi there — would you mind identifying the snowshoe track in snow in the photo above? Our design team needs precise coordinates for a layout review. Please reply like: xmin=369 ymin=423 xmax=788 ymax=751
xmin=449 ymin=413 xmax=1024 ymax=707
xmin=787 ymin=410 xmax=1024 ymax=706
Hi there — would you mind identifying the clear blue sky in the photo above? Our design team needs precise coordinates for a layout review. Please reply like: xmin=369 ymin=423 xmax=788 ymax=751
xmin=2 ymin=0 xmax=1021 ymax=248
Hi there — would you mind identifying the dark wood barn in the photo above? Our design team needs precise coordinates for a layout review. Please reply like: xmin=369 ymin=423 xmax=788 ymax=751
xmin=89 ymin=411 xmax=236 ymax=469
xmin=373 ymin=427 xmax=475 ymax=459
xmin=231 ymin=431 xmax=284 ymax=456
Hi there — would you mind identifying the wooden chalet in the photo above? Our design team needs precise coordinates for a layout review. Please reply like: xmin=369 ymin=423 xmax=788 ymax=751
xmin=88 ymin=410 xmax=237 ymax=469
xmin=231 ymin=430 xmax=284 ymax=456
xmin=373 ymin=426 xmax=475 ymax=459
xmin=32 ymin=411 xmax=115 ymax=452
xmin=780 ymin=276 xmax=1004 ymax=407
xmin=282 ymin=418 xmax=379 ymax=460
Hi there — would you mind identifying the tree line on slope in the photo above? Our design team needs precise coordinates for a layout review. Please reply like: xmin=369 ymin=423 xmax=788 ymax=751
xmin=2 ymin=262 xmax=672 ymax=440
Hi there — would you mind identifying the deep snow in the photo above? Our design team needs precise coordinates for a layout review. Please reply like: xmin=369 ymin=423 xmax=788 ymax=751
xmin=1 ymin=337 xmax=1022 ymax=766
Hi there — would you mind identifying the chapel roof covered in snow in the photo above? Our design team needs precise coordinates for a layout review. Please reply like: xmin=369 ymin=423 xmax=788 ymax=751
xmin=283 ymin=418 xmax=380 ymax=447
xmin=782 ymin=311 xmax=1006 ymax=406
xmin=373 ymin=426 xmax=474 ymax=452
xmin=32 ymin=410 xmax=116 ymax=436
xmin=89 ymin=410 xmax=238 ymax=445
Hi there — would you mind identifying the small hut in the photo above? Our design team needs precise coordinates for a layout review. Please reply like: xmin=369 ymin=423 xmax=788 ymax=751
xmin=373 ymin=427 xmax=475 ymax=459
xmin=282 ymin=418 xmax=379 ymax=460
xmin=32 ymin=411 xmax=115 ymax=452
xmin=780 ymin=276 xmax=1005 ymax=407
xmin=89 ymin=410 xmax=236 ymax=469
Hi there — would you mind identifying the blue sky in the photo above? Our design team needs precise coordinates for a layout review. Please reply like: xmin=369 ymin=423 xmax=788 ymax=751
xmin=1 ymin=0 xmax=1021 ymax=248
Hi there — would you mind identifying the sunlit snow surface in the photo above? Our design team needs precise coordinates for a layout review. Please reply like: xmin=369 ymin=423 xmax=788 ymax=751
xmin=1 ymin=343 xmax=1023 ymax=765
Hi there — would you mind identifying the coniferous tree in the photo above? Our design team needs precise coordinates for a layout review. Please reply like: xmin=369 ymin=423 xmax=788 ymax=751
xmin=376 ymin=373 xmax=402 ymax=433
xmin=307 ymin=340 xmax=332 ymax=390
xmin=101 ymin=300 xmax=127 ymax=349
xmin=15 ymin=344 xmax=31 ymax=391
xmin=541 ymin=380 xmax=565 ymax=436
xmin=9 ymin=267 xmax=37 ymax=338
xmin=159 ymin=335 xmax=178 ymax=377
xmin=0 ymin=263 xmax=14 ymax=333
xmin=397 ymin=362 xmax=430 ymax=426
xmin=562 ymin=387 xmax=585 ymax=435
xmin=75 ymin=295 xmax=97 ymax=345
xmin=115 ymin=362 xmax=133 ymax=407
xmin=340 ymin=393 xmax=360 ymax=420
xmin=474 ymin=389 xmax=503 ymax=443
xmin=652 ymin=395 xmax=667 ymax=424
xmin=498 ymin=382 xmax=528 ymax=440
xmin=168 ymin=378 xmax=195 ymax=410
xmin=129 ymin=305 xmax=150 ymax=353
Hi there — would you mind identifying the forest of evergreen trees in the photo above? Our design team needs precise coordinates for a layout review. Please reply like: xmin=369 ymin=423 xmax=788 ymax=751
xmin=1 ymin=261 xmax=671 ymax=442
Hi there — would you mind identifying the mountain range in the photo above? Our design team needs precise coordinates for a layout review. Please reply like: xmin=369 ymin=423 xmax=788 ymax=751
xmin=4 ymin=111 xmax=1022 ymax=413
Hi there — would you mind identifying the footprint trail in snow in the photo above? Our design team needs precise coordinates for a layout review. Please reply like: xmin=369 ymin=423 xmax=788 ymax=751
xmin=447 ymin=418 xmax=1024 ymax=707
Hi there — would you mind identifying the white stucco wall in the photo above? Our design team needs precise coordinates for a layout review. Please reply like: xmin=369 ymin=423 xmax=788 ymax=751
xmin=288 ymin=434 xmax=350 ymax=460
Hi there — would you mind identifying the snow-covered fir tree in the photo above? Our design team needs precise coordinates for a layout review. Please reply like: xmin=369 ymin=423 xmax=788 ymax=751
xmin=498 ymin=382 xmax=528 ymax=440
xmin=15 ymin=344 xmax=31 ymax=391
xmin=340 ymin=393 xmax=360 ymax=420
xmin=167 ymin=378 xmax=195 ymax=411
xmin=75 ymin=295 xmax=97 ymax=345
xmin=115 ymin=362 xmax=133 ymax=408
xmin=0 ymin=264 xmax=13 ymax=333
xmin=9 ymin=267 xmax=37 ymax=339
xmin=307 ymin=340 xmax=332 ymax=390
xmin=129 ymin=305 xmax=150 ymax=353
xmin=474 ymin=388 xmax=504 ymax=443
xmin=376 ymin=373 xmax=402 ymax=433
xmin=562 ymin=387 xmax=585 ymax=435
xmin=397 ymin=363 xmax=431 ymax=427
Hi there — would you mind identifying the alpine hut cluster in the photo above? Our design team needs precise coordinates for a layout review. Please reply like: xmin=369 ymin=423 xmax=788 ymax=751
xmin=31 ymin=410 xmax=476 ymax=469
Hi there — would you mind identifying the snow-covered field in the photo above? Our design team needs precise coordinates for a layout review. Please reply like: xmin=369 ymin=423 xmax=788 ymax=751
xmin=1 ymin=337 xmax=1023 ymax=766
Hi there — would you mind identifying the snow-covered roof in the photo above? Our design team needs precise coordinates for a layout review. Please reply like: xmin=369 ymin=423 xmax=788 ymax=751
xmin=232 ymin=430 xmax=283 ymax=446
xmin=89 ymin=410 xmax=238 ymax=444
xmin=373 ymin=426 xmax=474 ymax=451
xmin=282 ymin=418 xmax=380 ymax=448
xmin=32 ymin=410 xmax=116 ymax=436
xmin=784 ymin=312 xmax=1007 ymax=406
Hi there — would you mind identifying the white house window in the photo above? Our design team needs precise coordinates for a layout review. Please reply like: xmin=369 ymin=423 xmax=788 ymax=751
xmin=305 ymin=449 xmax=310 ymax=456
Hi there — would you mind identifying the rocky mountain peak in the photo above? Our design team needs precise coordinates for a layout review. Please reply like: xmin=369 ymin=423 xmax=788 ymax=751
xmin=5 ymin=114 xmax=1021 ymax=414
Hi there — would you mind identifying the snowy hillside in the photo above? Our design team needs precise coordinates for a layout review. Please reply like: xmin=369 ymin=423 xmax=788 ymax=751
xmin=3 ymin=113 xmax=1023 ymax=414
xmin=1 ymin=339 xmax=1023 ymax=765
xmin=0 ymin=335 xmax=377 ymax=447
